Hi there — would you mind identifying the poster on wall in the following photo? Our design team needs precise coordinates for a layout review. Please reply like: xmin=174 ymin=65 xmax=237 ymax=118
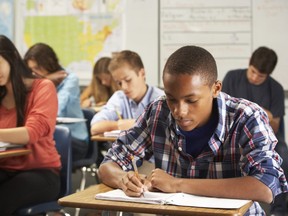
xmin=19 ymin=0 xmax=125 ymax=84
xmin=0 ymin=0 xmax=14 ymax=41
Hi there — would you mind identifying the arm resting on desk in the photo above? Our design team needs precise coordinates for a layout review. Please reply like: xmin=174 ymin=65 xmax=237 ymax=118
xmin=91 ymin=119 xmax=135 ymax=135
xmin=91 ymin=121 xmax=118 ymax=135
xmin=0 ymin=127 xmax=29 ymax=145
xmin=147 ymin=169 xmax=273 ymax=204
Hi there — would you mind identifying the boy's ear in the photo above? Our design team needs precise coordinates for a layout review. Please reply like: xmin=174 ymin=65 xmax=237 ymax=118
xmin=139 ymin=68 xmax=145 ymax=78
xmin=212 ymin=80 xmax=222 ymax=98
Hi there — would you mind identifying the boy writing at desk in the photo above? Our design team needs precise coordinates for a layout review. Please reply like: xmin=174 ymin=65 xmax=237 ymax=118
xmin=98 ymin=46 xmax=287 ymax=215
xmin=90 ymin=50 xmax=164 ymax=135
xmin=90 ymin=50 xmax=163 ymax=166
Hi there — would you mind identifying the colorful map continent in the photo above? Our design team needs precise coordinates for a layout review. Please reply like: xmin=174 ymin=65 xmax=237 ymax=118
xmin=24 ymin=15 xmax=117 ymax=67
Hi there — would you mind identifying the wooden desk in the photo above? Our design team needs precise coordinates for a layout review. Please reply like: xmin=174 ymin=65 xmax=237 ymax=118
xmin=91 ymin=135 xmax=117 ymax=142
xmin=58 ymin=184 xmax=252 ymax=216
xmin=0 ymin=149 xmax=31 ymax=159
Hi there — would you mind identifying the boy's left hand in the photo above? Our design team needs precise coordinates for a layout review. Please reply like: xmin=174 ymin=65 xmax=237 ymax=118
xmin=146 ymin=168 xmax=178 ymax=193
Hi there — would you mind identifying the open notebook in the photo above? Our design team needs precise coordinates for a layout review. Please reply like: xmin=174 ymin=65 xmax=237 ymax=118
xmin=95 ymin=189 xmax=251 ymax=209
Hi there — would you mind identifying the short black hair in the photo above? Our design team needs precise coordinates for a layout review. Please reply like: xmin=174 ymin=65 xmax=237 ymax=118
xmin=249 ymin=46 xmax=277 ymax=75
xmin=163 ymin=45 xmax=217 ymax=87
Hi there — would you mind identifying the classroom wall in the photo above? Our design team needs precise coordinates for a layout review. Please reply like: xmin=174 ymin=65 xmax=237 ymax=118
xmin=6 ymin=0 xmax=288 ymax=138
xmin=13 ymin=0 xmax=288 ymax=90
xmin=127 ymin=0 xmax=288 ymax=89
xmin=158 ymin=0 xmax=288 ymax=88
xmin=13 ymin=0 xmax=159 ymax=87
xmin=125 ymin=0 xmax=159 ymax=87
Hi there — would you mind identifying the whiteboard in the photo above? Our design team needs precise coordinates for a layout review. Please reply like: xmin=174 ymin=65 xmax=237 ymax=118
xmin=159 ymin=0 xmax=288 ymax=89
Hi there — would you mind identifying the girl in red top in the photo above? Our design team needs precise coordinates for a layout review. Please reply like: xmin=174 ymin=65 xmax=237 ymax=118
xmin=0 ymin=35 xmax=61 ymax=215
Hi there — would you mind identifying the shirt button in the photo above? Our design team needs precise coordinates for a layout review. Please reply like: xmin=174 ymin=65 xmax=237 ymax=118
xmin=178 ymin=147 xmax=182 ymax=152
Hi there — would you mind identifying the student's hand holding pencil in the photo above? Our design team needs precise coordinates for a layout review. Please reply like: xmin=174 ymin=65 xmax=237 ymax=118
xmin=120 ymin=171 xmax=145 ymax=197
xmin=119 ymin=156 xmax=146 ymax=197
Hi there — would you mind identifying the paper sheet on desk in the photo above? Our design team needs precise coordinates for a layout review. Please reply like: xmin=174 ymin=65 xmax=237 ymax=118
xmin=95 ymin=189 xmax=251 ymax=209
xmin=56 ymin=117 xmax=87 ymax=123
xmin=103 ymin=130 xmax=121 ymax=137
xmin=0 ymin=142 xmax=22 ymax=151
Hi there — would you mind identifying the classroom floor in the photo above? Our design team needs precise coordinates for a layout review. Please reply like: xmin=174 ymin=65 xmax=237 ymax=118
xmin=56 ymin=167 xmax=274 ymax=216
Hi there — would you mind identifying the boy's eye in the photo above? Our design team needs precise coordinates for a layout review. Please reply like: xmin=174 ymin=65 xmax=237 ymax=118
xmin=186 ymin=99 xmax=197 ymax=104
xmin=166 ymin=98 xmax=176 ymax=103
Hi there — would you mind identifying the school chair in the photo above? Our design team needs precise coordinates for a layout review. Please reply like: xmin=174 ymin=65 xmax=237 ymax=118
xmin=72 ymin=108 xmax=100 ymax=216
xmin=16 ymin=125 xmax=72 ymax=216
xmin=73 ymin=108 xmax=100 ymax=189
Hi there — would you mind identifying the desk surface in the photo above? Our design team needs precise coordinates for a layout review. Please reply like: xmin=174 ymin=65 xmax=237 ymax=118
xmin=0 ymin=149 xmax=31 ymax=159
xmin=58 ymin=184 xmax=252 ymax=216
xmin=91 ymin=134 xmax=117 ymax=142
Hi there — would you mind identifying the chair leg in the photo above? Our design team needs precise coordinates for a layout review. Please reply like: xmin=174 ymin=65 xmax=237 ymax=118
xmin=116 ymin=212 xmax=123 ymax=216
xmin=80 ymin=167 xmax=87 ymax=191
xmin=74 ymin=207 xmax=80 ymax=216
xmin=74 ymin=167 xmax=87 ymax=216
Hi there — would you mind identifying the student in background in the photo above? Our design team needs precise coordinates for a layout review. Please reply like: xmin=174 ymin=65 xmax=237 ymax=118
xmin=24 ymin=43 xmax=88 ymax=161
xmin=222 ymin=46 xmax=288 ymax=215
xmin=90 ymin=50 xmax=164 ymax=135
xmin=80 ymin=57 xmax=119 ymax=110
xmin=98 ymin=45 xmax=287 ymax=215
xmin=0 ymin=35 xmax=61 ymax=214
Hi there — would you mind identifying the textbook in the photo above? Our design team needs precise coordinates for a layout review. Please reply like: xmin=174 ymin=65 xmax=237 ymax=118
xmin=103 ymin=130 xmax=121 ymax=137
xmin=95 ymin=189 xmax=251 ymax=209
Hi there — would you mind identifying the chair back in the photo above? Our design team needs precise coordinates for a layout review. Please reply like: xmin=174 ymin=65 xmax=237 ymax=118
xmin=54 ymin=125 xmax=72 ymax=197
xmin=82 ymin=108 xmax=96 ymax=158
xmin=16 ymin=125 xmax=72 ymax=215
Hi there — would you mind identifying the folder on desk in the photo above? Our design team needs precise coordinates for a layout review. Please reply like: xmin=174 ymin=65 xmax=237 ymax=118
xmin=95 ymin=189 xmax=251 ymax=209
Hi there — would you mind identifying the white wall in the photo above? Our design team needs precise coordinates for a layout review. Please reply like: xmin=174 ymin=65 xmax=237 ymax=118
xmin=125 ymin=0 xmax=159 ymax=87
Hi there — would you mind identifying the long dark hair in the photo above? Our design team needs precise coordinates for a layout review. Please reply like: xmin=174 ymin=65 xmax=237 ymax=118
xmin=0 ymin=35 xmax=35 ymax=126
xmin=23 ymin=43 xmax=62 ymax=74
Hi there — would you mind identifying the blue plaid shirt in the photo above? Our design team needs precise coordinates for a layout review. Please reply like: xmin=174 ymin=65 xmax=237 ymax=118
xmin=103 ymin=92 xmax=288 ymax=215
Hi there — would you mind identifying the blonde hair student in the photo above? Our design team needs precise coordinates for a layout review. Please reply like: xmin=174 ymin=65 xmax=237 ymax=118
xmin=80 ymin=57 xmax=119 ymax=108
xmin=90 ymin=50 xmax=164 ymax=135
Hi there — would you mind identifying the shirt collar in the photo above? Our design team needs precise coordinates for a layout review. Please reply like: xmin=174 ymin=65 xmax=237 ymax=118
xmin=128 ymin=84 xmax=152 ymax=107
xmin=167 ymin=93 xmax=228 ymax=155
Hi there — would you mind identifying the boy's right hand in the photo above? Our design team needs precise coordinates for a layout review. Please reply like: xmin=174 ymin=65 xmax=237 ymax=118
xmin=120 ymin=171 xmax=145 ymax=197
